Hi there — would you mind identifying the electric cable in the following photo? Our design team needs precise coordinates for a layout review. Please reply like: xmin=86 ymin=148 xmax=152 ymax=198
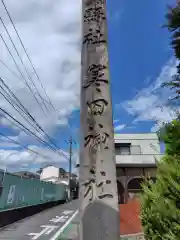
xmin=0 ymin=77 xmax=68 ymax=160
xmin=0 ymin=59 xmax=20 ymax=80
xmin=0 ymin=106 xmax=68 ymax=160
xmin=0 ymin=131 xmax=51 ymax=161
xmin=0 ymin=0 xmax=57 ymax=113
xmin=0 ymin=16 xmax=50 ymax=113
xmin=0 ymin=0 xmax=69 ymax=160
xmin=0 ymin=34 xmax=47 ymax=116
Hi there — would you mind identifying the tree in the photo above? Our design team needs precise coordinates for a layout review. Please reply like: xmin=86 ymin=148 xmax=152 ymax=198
xmin=79 ymin=0 xmax=120 ymax=240
xmin=140 ymin=117 xmax=180 ymax=240
xmin=140 ymin=4 xmax=180 ymax=238
xmin=141 ymin=156 xmax=180 ymax=240
xmin=163 ymin=4 xmax=180 ymax=99
xmin=158 ymin=117 xmax=180 ymax=156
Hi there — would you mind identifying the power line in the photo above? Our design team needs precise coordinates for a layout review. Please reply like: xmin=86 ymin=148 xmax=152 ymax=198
xmin=0 ymin=59 xmax=21 ymax=80
xmin=0 ymin=78 xmax=42 ymax=134
xmin=0 ymin=76 xmax=51 ymax=136
xmin=0 ymin=16 xmax=50 ymax=114
xmin=0 ymin=60 xmax=58 ymax=119
xmin=0 ymin=77 xmax=37 ymax=120
xmin=0 ymin=78 xmax=67 ymax=159
xmin=0 ymin=108 xmax=57 ymax=159
xmin=0 ymin=1 xmax=68 ymax=161
xmin=0 ymin=76 xmax=45 ymax=132
xmin=1 ymin=113 xmax=40 ymax=144
xmin=0 ymin=106 xmax=50 ymax=148
xmin=0 ymin=0 xmax=57 ymax=113
xmin=0 ymin=34 xmax=47 ymax=116
xmin=0 ymin=132 xmax=51 ymax=161
xmin=0 ymin=76 xmax=68 ymax=160
xmin=0 ymin=106 xmax=68 ymax=160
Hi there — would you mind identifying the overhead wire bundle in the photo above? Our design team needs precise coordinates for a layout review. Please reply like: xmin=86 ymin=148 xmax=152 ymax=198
xmin=0 ymin=0 xmax=69 ymax=163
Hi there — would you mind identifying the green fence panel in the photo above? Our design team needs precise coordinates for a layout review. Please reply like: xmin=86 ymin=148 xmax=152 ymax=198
xmin=0 ymin=170 xmax=66 ymax=211
xmin=55 ymin=184 xmax=67 ymax=201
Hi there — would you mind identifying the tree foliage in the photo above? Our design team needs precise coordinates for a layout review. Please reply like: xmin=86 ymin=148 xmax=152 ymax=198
xmin=140 ymin=3 xmax=180 ymax=238
xmin=140 ymin=117 xmax=180 ymax=240
xmin=158 ymin=116 xmax=180 ymax=156
xmin=163 ymin=4 xmax=180 ymax=99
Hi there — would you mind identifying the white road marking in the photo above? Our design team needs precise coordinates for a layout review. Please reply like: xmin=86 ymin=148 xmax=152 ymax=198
xmin=62 ymin=210 xmax=74 ymax=215
xmin=50 ymin=210 xmax=79 ymax=240
xmin=28 ymin=225 xmax=58 ymax=240
xmin=49 ymin=215 xmax=69 ymax=223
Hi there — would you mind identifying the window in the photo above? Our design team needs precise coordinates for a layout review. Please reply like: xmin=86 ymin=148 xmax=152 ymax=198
xmin=131 ymin=145 xmax=141 ymax=154
xmin=115 ymin=143 xmax=141 ymax=155
xmin=115 ymin=143 xmax=131 ymax=155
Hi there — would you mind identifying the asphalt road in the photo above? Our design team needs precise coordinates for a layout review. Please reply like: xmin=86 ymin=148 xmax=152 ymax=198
xmin=0 ymin=200 xmax=79 ymax=240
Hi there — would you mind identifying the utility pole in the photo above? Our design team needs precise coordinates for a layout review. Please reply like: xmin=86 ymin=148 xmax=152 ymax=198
xmin=67 ymin=136 xmax=73 ymax=201
xmin=79 ymin=0 xmax=120 ymax=240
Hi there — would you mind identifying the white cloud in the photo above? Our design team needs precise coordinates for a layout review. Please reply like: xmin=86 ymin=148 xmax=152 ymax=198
xmin=114 ymin=124 xmax=126 ymax=132
xmin=0 ymin=146 xmax=69 ymax=170
xmin=0 ymin=0 xmax=81 ymax=132
xmin=113 ymin=119 xmax=119 ymax=124
xmin=123 ymin=58 xmax=180 ymax=131
xmin=0 ymin=0 xmax=81 ymax=169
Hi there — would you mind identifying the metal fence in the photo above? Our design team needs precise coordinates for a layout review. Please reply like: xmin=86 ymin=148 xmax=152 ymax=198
xmin=0 ymin=170 xmax=66 ymax=211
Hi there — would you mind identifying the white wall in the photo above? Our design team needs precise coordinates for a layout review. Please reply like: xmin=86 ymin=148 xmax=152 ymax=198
xmin=115 ymin=133 xmax=160 ymax=154
xmin=114 ymin=133 xmax=162 ymax=165
xmin=75 ymin=134 xmax=162 ymax=168
xmin=41 ymin=176 xmax=58 ymax=183
xmin=40 ymin=166 xmax=59 ymax=180
xmin=116 ymin=154 xmax=162 ymax=165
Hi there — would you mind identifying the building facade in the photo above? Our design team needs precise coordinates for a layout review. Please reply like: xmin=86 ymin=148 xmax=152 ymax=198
xmin=40 ymin=165 xmax=60 ymax=182
xmin=115 ymin=133 xmax=162 ymax=203
xmin=40 ymin=165 xmax=78 ymax=199
xmin=76 ymin=133 xmax=163 ymax=203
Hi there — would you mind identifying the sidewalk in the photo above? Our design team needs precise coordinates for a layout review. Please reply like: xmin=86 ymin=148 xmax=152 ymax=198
xmin=58 ymin=225 xmax=144 ymax=240
xmin=57 ymin=217 xmax=144 ymax=240
xmin=0 ymin=200 xmax=79 ymax=240
xmin=57 ymin=208 xmax=144 ymax=240
xmin=57 ymin=212 xmax=80 ymax=240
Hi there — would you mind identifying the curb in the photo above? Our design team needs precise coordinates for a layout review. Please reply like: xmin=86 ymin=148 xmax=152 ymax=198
xmin=120 ymin=232 xmax=144 ymax=240
xmin=57 ymin=223 xmax=79 ymax=240
xmin=50 ymin=210 xmax=79 ymax=240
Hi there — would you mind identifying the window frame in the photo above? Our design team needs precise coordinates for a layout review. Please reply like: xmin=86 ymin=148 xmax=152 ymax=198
xmin=115 ymin=143 xmax=141 ymax=155
xmin=115 ymin=143 xmax=131 ymax=155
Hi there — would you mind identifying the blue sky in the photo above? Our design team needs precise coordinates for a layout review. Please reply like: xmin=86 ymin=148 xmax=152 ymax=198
xmin=0 ymin=0 xmax=178 ymax=172
xmin=68 ymin=0 xmax=177 ymax=132
xmin=107 ymin=0 xmax=177 ymax=134
xmin=62 ymin=0 xmax=177 ymax=164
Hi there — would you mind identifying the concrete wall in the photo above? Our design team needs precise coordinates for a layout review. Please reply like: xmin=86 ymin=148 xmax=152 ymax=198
xmin=40 ymin=166 xmax=59 ymax=180
xmin=76 ymin=133 xmax=163 ymax=167
xmin=41 ymin=176 xmax=59 ymax=183
xmin=115 ymin=133 xmax=162 ymax=165
xmin=116 ymin=154 xmax=162 ymax=165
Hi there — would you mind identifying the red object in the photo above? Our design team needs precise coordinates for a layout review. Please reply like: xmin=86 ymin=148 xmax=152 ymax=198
xmin=120 ymin=199 xmax=142 ymax=235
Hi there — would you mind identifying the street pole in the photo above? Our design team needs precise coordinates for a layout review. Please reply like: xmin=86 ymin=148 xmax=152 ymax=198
xmin=79 ymin=1 xmax=120 ymax=240
xmin=68 ymin=136 xmax=73 ymax=201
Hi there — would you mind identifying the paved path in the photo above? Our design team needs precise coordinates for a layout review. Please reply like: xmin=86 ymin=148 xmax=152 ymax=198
xmin=58 ymin=212 xmax=80 ymax=240
xmin=0 ymin=200 xmax=79 ymax=240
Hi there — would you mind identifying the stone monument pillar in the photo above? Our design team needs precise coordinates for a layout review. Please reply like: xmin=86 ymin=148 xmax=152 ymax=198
xmin=79 ymin=0 xmax=120 ymax=239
